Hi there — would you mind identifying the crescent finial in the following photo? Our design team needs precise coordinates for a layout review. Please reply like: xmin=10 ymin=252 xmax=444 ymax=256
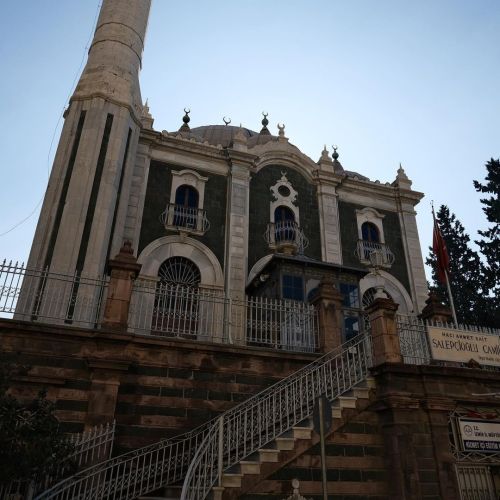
xmin=223 ymin=116 xmax=231 ymax=126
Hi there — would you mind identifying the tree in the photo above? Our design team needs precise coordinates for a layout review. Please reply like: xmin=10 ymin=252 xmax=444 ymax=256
xmin=426 ymin=205 xmax=491 ymax=326
xmin=0 ymin=355 xmax=75 ymax=487
xmin=474 ymin=158 xmax=500 ymax=325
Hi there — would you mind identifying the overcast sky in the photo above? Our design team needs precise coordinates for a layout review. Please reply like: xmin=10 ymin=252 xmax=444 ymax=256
xmin=1 ymin=1 xmax=498 ymax=280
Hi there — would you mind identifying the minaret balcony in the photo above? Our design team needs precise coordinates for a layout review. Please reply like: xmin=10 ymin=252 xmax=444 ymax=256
xmin=264 ymin=221 xmax=309 ymax=255
xmin=355 ymin=239 xmax=395 ymax=267
xmin=160 ymin=204 xmax=210 ymax=236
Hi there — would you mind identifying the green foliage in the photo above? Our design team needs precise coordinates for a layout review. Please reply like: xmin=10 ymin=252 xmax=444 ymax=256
xmin=426 ymin=205 xmax=493 ymax=326
xmin=474 ymin=158 xmax=500 ymax=308
xmin=0 ymin=355 xmax=75 ymax=484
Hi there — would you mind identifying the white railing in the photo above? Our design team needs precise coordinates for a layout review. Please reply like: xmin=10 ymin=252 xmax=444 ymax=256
xmin=128 ymin=281 xmax=319 ymax=353
xmin=35 ymin=334 xmax=372 ymax=500
xmin=160 ymin=203 xmax=210 ymax=235
xmin=355 ymin=240 xmax=395 ymax=266
xmin=0 ymin=260 xmax=108 ymax=328
xmin=264 ymin=221 xmax=309 ymax=254
xmin=180 ymin=333 xmax=373 ymax=500
xmin=68 ymin=421 xmax=115 ymax=469
xmin=0 ymin=423 xmax=115 ymax=500
xmin=396 ymin=314 xmax=500 ymax=367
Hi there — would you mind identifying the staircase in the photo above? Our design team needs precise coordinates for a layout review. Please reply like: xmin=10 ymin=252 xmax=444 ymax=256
xmin=36 ymin=334 xmax=373 ymax=500
xmin=214 ymin=379 xmax=376 ymax=500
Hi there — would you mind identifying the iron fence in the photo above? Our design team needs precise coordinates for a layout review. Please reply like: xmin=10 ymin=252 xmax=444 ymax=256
xmin=396 ymin=314 xmax=500 ymax=368
xmin=128 ymin=281 xmax=319 ymax=353
xmin=0 ymin=260 xmax=108 ymax=328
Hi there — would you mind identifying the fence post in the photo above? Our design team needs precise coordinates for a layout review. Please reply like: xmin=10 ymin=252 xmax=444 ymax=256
xmin=311 ymin=276 xmax=343 ymax=353
xmin=366 ymin=293 xmax=402 ymax=366
xmin=420 ymin=291 xmax=453 ymax=324
xmin=102 ymin=241 xmax=142 ymax=331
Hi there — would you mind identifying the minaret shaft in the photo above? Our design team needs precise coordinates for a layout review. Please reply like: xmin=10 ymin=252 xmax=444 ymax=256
xmin=27 ymin=0 xmax=152 ymax=280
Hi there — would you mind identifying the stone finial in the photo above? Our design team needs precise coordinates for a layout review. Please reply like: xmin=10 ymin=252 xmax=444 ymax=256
xmin=277 ymin=123 xmax=288 ymax=142
xmin=317 ymin=145 xmax=334 ymax=172
xmin=141 ymin=99 xmax=154 ymax=130
xmin=392 ymin=162 xmax=412 ymax=189
xmin=260 ymin=111 xmax=271 ymax=135
xmin=332 ymin=145 xmax=344 ymax=173
xmin=420 ymin=290 xmax=453 ymax=324
xmin=179 ymin=108 xmax=191 ymax=133
xmin=283 ymin=479 xmax=313 ymax=500
xmin=232 ymin=125 xmax=248 ymax=152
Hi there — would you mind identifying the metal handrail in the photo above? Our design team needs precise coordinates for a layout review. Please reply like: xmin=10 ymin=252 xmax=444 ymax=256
xmin=35 ymin=334 xmax=372 ymax=500
xmin=180 ymin=333 xmax=373 ymax=500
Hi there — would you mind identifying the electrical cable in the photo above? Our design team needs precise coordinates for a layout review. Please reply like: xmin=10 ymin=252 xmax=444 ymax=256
xmin=0 ymin=1 xmax=102 ymax=238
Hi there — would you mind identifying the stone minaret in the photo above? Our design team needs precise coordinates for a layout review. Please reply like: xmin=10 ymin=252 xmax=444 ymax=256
xmin=27 ymin=0 xmax=152 ymax=277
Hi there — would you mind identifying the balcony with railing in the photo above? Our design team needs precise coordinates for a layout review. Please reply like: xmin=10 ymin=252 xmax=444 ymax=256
xmin=160 ymin=203 xmax=210 ymax=236
xmin=355 ymin=239 xmax=395 ymax=267
xmin=264 ymin=220 xmax=309 ymax=255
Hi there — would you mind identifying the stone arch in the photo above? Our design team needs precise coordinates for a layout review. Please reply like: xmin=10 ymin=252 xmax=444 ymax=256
xmin=359 ymin=271 xmax=413 ymax=314
xmin=138 ymin=236 xmax=224 ymax=289
xmin=253 ymin=150 xmax=317 ymax=184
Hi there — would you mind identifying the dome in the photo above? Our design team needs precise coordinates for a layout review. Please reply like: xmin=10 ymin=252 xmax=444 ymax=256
xmin=189 ymin=125 xmax=259 ymax=148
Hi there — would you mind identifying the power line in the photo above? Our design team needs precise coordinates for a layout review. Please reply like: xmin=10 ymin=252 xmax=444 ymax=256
xmin=0 ymin=1 xmax=102 ymax=238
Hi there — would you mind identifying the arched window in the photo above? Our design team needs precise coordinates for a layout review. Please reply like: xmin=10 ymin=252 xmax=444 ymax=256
xmin=158 ymin=256 xmax=201 ymax=287
xmin=361 ymin=222 xmax=380 ymax=243
xmin=153 ymin=257 xmax=201 ymax=336
xmin=174 ymin=185 xmax=199 ymax=228
xmin=274 ymin=205 xmax=296 ymax=243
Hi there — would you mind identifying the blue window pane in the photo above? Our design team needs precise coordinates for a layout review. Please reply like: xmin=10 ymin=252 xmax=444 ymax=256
xmin=340 ymin=283 xmax=359 ymax=308
xmin=344 ymin=316 xmax=360 ymax=341
xmin=282 ymin=275 xmax=304 ymax=301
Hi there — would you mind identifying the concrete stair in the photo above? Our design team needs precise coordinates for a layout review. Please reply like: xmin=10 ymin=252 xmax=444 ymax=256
xmin=212 ymin=377 xmax=376 ymax=500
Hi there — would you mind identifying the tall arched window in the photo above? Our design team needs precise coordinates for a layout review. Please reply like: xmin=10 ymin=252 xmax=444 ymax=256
xmin=274 ymin=205 xmax=296 ymax=243
xmin=361 ymin=222 xmax=380 ymax=243
xmin=153 ymin=257 xmax=201 ymax=336
xmin=174 ymin=185 xmax=199 ymax=228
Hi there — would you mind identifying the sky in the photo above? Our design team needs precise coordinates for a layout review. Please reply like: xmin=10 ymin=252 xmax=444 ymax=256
xmin=0 ymin=1 xmax=499 ymax=280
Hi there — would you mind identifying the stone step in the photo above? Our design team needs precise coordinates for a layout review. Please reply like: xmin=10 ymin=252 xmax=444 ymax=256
xmin=222 ymin=473 xmax=243 ymax=488
xmin=336 ymin=395 xmax=358 ymax=408
xmin=258 ymin=448 xmax=280 ymax=462
xmin=240 ymin=460 xmax=261 ymax=474
xmin=353 ymin=386 xmax=370 ymax=399
xmin=292 ymin=425 xmax=313 ymax=440
xmin=275 ymin=437 xmax=295 ymax=450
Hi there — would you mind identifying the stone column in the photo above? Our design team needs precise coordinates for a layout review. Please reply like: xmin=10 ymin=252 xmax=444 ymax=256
xmin=85 ymin=359 xmax=129 ymax=429
xmin=422 ymin=398 xmax=461 ymax=500
xmin=420 ymin=291 xmax=453 ymax=324
xmin=102 ymin=242 xmax=142 ymax=331
xmin=366 ymin=296 xmax=402 ymax=365
xmin=311 ymin=277 xmax=344 ymax=353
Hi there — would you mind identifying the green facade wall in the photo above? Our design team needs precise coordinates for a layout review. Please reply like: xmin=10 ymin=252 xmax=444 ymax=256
xmin=338 ymin=201 xmax=411 ymax=295
xmin=248 ymin=165 xmax=321 ymax=273
xmin=138 ymin=160 xmax=227 ymax=269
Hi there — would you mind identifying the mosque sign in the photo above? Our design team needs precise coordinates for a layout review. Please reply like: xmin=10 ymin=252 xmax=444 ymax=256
xmin=427 ymin=327 xmax=500 ymax=367
xmin=459 ymin=419 xmax=500 ymax=453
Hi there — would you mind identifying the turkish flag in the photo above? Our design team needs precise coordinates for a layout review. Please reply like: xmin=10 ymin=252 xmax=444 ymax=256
xmin=433 ymin=215 xmax=450 ymax=285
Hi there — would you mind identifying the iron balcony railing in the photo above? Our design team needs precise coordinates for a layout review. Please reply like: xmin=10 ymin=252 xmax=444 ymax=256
xmin=355 ymin=239 xmax=395 ymax=267
xmin=160 ymin=203 xmax=210 ymax=235
xmin=35 ymin=334 xmax=372 ymax=500
xmin=264 ymin=221 xmax=309 ymax=254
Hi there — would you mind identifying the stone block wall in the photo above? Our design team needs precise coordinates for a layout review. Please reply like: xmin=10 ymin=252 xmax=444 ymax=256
xmin=0 ymin=320 xmax=315 ymax=454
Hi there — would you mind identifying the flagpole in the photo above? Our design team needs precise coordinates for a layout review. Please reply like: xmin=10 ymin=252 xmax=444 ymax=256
xmin=444 ymin=269 xmax=458 ymax=327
